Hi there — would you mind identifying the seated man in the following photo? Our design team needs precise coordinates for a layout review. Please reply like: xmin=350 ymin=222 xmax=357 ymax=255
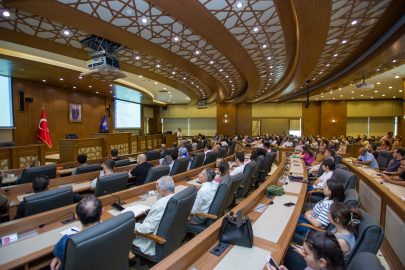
xmin=189 ymin=168 xmax=218 ymax=224
xmin=360 ymin=136 xmax=369 ymax=148
xmin=309 ymin=149 xmax=335 ymax=175
xmin=382 ymin=148 xmax=405 ymax=176
xmin=71 ymin=154 xmax=88 ymax=175
xmin=230 ymin=152 xmax=245 ymax=176
xmin=133 ymin=176 xmax=175 ymax=256
xmin=331 ymin=136 xmax=339 ymax=144
xmin=90 ymin=159 xmax=115 ymax=191
xmin=50 ymin=195 xmax=103 ymax=270
xmin=213 ymin=133 xmax=219 ymax=140
xmin=191 ymin=139 xmax=197 ymax=151
xmin=110 ymin=149 xmax=122 ymax=161
xmin=146 ymin=147 xmax=153 ymax=152
xmin=160 ymin=144 xmax=166 ymax=158
xmin=353 ymin=147 xmax=379 ymax=169
xmin=309 ymin=146 xmax=326 ymax=167
xmin=326 ymin=141 xmax=335 ymax=150
xmin=169 ymin=152 xmax=178 ymax=174
xmin=369 ymin=136 xmax=376 ymax=142
xmin=381 ymin=158 xmax=405 ymax=187
xmin=368 ymin=144 xmax=378 ymax=160
xmin=14 ymin=175 xmax=82 ymax=220
xmin=204 ymin=144 xmax=212 ymax=159
xmin=263 ymin=142 xmax=271 ymax=153
xmin=129 ymin=154 xmax=154 ymax=186
xmin=0 ymin=173 xmax=9 ymax=210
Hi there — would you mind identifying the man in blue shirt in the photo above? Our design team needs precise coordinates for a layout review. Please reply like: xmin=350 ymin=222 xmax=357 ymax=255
xmin=353 ymin=148 xmax=379 ymax=169
xmin=50 ymin=195 xmax=103 ymax=270
xmin=213 ymin=133 xmax=219 ymax=140
xmin=382 ymin=148 xmax=405 ymax=176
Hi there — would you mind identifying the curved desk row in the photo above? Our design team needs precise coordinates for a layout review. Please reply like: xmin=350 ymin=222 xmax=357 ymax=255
xmin=342 ymin=159 xmax=405 ymax=269
xmin=0 ymin=154 xmax=235 ymax=270
xmin=151 ymin=149 xmax=307 ymax=270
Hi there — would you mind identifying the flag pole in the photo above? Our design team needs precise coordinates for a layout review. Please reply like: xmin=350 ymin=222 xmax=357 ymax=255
xmin=42 ymin=102 xmax=45 ymax=109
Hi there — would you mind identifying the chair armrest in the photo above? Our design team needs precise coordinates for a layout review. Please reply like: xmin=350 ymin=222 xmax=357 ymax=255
xmin=296 ymin=223 xmax=326 ymax=232
xmin=305 ymin=189 xmax=324 ymax=202
xmin=239 ymin=185 xmax=244 ymax=188
xmin=134 ymin=232 xmax=166 ymax=244
xmin=190 ymin=213 xmax=218 ymax=219
xmin=260 ymin=170 xmax=265 ymax=173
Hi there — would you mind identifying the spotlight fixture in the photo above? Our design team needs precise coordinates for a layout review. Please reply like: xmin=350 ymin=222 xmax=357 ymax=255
xmin=141 ymin=18 xmax=147 ymax=24
xmin=395 ymin=76 xmax=399 ymax=78
xmin=79 ymin=76 xmax=82 ymax=79
xmin=173 ymin=36 xmax=179 ymax=41
xmin=60 ymin=78 xmax=63 ymax=80
xmin=63 ymin=30 xmax=70 ymax=35
xmin=42 ymin=79 xmax=46 ymax=82
xmin=253 ymin=27 xmax=259 ymax=32
xmin=351 ymin=20 xmax=357 ymax=25
xmin=3 ymin=11 xmax=10 ymax=17
xmin=342 ymin=40 xmax=347 ymax=43
xmin=236 ymin=2 xmax=243 ymax=8
xmin=334 ymin=54 xmax=338 ymax=57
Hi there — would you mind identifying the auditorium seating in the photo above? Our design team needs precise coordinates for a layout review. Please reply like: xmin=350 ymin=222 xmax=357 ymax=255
xmin=169 ymin=157 xmax=189 ymax=176
xmin=189 ymin=152 xmax=205 ymax=170
xmin=144 ymin=166 xmax=171 ymax=184
xmin=347 ymin=252 xmax=385 ymax=270
xmin=223 ymin=173 xmax=244 ymax=209
xmin=376 ymin=151 xmax=393 ymax=169
xmin=234 ymin=161 xmax=256 ymax=199
xmin=146 ymin=150 xmax=161 ymax=161
xmin=93 ymin=172 xmax=129 ymax=197
xmin=250 ymin=155 xmax=264 ymax=188
xmin=76 ymin=164 xmax=102 ymax=175
xmin=204 ymin=151 xmax=219 ymax=165
xmin=114 ymin=159 xmax=131 ymax=167
xmin=21 ymin=164 xmax=57 ymax=184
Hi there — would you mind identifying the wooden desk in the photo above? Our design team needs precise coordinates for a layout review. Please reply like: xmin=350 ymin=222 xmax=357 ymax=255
xmin=348 ymin=143 xmax=362 ymax=158
xmin=0 ymin=145 xmax=45 ymax=170
xmin=0 ymin=154 xmax=235 ymax=270
xmin=165 ymin=134 xmax=178 ymax=147
xmin=90 ymin=132 xmax=132 ymax=157
xmin=59 ymin=138 xmax=103 ymax=163
xmin=151 ymin=151 xmax=308 ymax=270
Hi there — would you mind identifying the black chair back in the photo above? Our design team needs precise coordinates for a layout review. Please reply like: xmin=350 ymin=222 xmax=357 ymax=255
xmin=201 ymin=140 xmax=207 ymax=149
xmin=149 ymin=186 xmax=197 ymax=262
xmin=169 ymin=157 xmax=189 ymax=176
xmin=76 ymin=164 xmax=102 ymax=175
xmin=235 ymin=161 xmax=256 ymax=198
xmin=21 ymin=164 xmax=57 ymax=184
xmin=144 ymin=166 xmax=170 ymax=184
xmin=347 ymin=144 xmax=351 ymax=152
xmin=223 ymin=173 xmax=244 ymax=209
xmin=250 ymin=156 xmax=264 ymax=187
xmin=189 ymin=152 xmax=205 ymax=170
xmin=0 ymin=141 xmax=16 ymax=148
xmin=146 ymin=150 xmax=161 ymax=161
xmin=25 ymin=186 xmax=73 ymax=216
xmin=207 ymin=175 xmax=232 ymax=226
xmin=229 ymin=141 xmax=237 ymax=155
xmin=114 ymin=159 xmax=131 ymax=168
xmin=94 ymin=172 xmax=128 ymax=197
xmin=196 ymin=141 xmax=202 ymax=150
xmin=163 ymin=148 xmax=175 ymax=157
xmin=344 ymin=189 xmax=361 ymax=208
xmin=185 ymin=144 xmax=192 ymax=153
xmin=334 ymin=154 xmax=342 ymax=165
xmin=376 ymin=151 xmax=393 ymax=169
xmin=332 ymin=168 xmax=358 ymax=191
xmin=347 ymin=252 xmax=385 ymax=270
xmin=204 ymin=151 xmax=219 ymax=165
xmin=346 ymin=209 xmax=384 ymax=265
xmin=63 ymin=212 xmax=135 ymax=270
xmin=335 ymin=164 xmax=348 ymax=171
xmin=65 ymin=133 xmax=79 ymax=139
xmin=218 ymin=147 xmax=227 ymax=159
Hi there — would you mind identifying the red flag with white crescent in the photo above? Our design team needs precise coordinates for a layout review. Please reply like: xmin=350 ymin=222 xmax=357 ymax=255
xmin=36 ymin=109 xmax=52 ymax=148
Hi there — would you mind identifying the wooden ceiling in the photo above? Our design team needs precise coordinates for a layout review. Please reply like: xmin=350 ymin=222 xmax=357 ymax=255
xmin=1 ymin=0 xmax=405 ymax=104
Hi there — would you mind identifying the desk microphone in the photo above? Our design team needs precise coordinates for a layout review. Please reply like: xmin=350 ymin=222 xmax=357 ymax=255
xmin=103 ymin=191 xmax=126 ymax=205
xmin=39 ymin=212 xmax=76 ymax=228
xmin=380 ymin=182 xmax=390 ymax=190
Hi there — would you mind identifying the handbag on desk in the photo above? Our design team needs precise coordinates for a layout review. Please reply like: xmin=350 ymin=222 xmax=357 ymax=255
xmin=218 ymin=209 xmax=253 ymax=248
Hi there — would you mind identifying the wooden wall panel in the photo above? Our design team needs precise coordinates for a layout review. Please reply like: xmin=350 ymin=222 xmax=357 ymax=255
xmin=160 ymin=104 xmax=216 ymax=118
xmin=347 ymin=100 xmax=402 ymax=117
xmin=320 ymin=101 xmax=347 ymax=138
xmin=236 ymin=103 xmax=252 ymax=136
xmin=12 ymin=79 xmax=113 ymax=153
xmin=252 ymin=102 xmax=302 ymax=118
xmin=217 ymin=104 xmax=236 ymax=136
xmin=301 ymin=102 xmax=321 ymax=137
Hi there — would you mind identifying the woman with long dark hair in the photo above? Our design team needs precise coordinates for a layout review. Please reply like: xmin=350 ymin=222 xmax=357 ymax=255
xmin=299 ymin=145 xmax=315 ymax=166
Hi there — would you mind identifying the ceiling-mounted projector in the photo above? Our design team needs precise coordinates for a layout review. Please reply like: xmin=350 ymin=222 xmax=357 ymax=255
xmin=80 ymin=35 xmax=127 ymax=81
xmin=356 ymin=76 xmax=374 ymax=90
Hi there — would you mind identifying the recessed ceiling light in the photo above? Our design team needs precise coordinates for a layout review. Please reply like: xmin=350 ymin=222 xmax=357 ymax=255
xmin=393 ymin=96 xmax=396 ymax=98
xmin=110 ymin=84 xmax=113 ymax=86
xmin=195 ymin=50 xmax=200 ymax=54
xmin=79 ymin=76 xmax=82 ymax=79
xmin=96 ymin=92 xmax=98 ymax=94
xmin=316 ymin=98 xmax=318 ymax=100
xmin=110 ymin=91 xmax=112 ymax=93
xmin=267 ymin=57 xmax=271 ymax=60
xmin=334 ymin=54 xmax=338 ymax=57
xmin=73 ymin=86 xmax=76 ymax=89
xmin=191 ymin=82 xmax=194 ymax=84
xmin=377 ymin=82 xmax=380 ymax=84
xmin=156 ymin=64 xmax=160 ymax=67
xmin=375 ymin=91 xmax=378 ymax=92
xmin=172 ymin=71 xmax=176 ymax=74
xmin=351 ymin=20 xmax=357 ymax=25
xmin=89 ymin=86 xmax=92 ymax=88
xmin=236 ymin=2 xmax=243 ymax=8
xmin=114 ymin=96 xmax=115 ymax=97
xmin=163 ymin=88 xmax=166 ymax=89
xmin=154 ymin=82 xmax=158 ymax=84
xmin=361 ymin=95 xmax=363 ymax=96
xmin=342 ymin=40 xmax=347 ymax=44
xmin=168 ymin=92 xmax=171 ymax=93
xmin=60 ymin=78 xmax=63 ymax=80
xmin=141 ymin=18 xmax=147 ymax=23
xmin=371 ymin=97 xmax=373 ymax=99
xmin=326 ymin=64 xmax=330 ymax=66
xmin=173 ymin=36 xmax=179 ymax=41
xmin=136 ymin=56 xmax=140 ymax=60
xmin=139 ymin=75 xmax=143 ymax=78
xmin=42 ymin=79 xmax=46 ymax=82
xmin=333 ymin=98 xmax=335 ymax=99
xmin=253 ymin=27 xmax=259 ymax=32
xmin=395 ymin=76 xmax=399 ymax=78
xmin=313 ymin=78 xmax=316 ymax=80
xmin=2 ymin=11 xmax=10 ymax=17
xmin=339 ymin=88 xmax=341 ymax=90
xmin=219 ymin=69 xmax=223 ymax=72
xmin=210 ymin=61 xmax=214 ymax=64
xmin=340 ymin=95 xmax=343 ymax=97
xmin=183 ymin=77 xmax=186 ymax=79
xmin=352 ymin=97 xmax=354 ymax=99
xmin=393 ymin=60 xmax=397 ymax=63
xmin=376 ymin=69 xmax=379 ymax=71
xmin=226 ymin=75 xmax=228 ymax=78
xmin=389 ymin=86 xmax=392 ymax=88
xmin=263 ymin=44 xmax=267 ymax=48
xmin=400 ymin=90 xmax=403 ymax=92
xmin=321 ymin=96 xmax=324 ymax=97
xmin=382 ymin=94 xmax=385 ymax=96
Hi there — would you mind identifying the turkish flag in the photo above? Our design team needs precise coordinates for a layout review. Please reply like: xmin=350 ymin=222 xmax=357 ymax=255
xmin=36 ymin=109 xmax=52 ymax=148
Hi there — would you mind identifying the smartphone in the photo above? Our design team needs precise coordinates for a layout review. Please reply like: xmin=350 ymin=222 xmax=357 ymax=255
xmin=267 ymin=255 xmax=280 ymax=270
xmin=284 ymin=202 xmax=296 ymax=207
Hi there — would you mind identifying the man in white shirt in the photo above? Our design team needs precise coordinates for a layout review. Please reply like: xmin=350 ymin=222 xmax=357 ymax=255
xmin=177 ymin=128 xmax=183 ymax=145
xmin=189 ymin=168 xmax=218 ymax=224
xmin=263 ymin=142 xmax=271 ymax=153
xmin=331 ymin=136 xmax=339 ymax=144
xmin=220 ymin=138 xmax=228 ymax=146
xmin=309 ymin=149 xmax=335 ymax=175
xmin=230 ymin=152 xmax=246 ymax=176
xmin=90 ymin=159 xmax=115 ymax=191
xmin=169 ymin=152 xmax=178 ymax=174
xmin=133 ymin=176 xmax=175 ymax=256
xmin=282 ymin=138 xmax=293 ymax=148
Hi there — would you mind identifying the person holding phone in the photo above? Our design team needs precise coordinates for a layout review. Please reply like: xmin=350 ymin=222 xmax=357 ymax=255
xmin=266 ymin=231 xmax=346 ymax=270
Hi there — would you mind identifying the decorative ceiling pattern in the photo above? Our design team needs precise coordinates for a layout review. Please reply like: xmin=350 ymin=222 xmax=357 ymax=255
xmin=199 ymin=0 xmax=286 ymax=102
xmin=289 ymin=0 xmax=392 ymax=97
xmin=0 ymin=2 xmax=211 ymax=101
xmin=56 ymin=0 xmax=243 ymax=100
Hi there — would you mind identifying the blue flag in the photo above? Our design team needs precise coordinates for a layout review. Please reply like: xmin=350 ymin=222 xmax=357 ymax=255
xmin=100 ymin=114 xmax=108 ymax=130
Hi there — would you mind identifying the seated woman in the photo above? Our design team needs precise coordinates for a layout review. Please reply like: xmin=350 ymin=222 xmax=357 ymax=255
xmin=307 ymin=158 xmax=335 ymax=194
xmin=282 ymin=202 xmax=361 ymax=270
xmin=299 ymin=145 xmax=315 ymax=166
xmin=337 ymin=140 xmax=346 ymax=154
xmin=215 ymin=162 xmax=229 ymax=183
xmin=15 ymin=160 xmax=40 ymax=185
xmin=179 ymin=146 xmax=192 ymax=170
xmin=311 ymin=139 xmax=318 ymax=147
xmin=245 ymin=150 xmax=258 ymax=164
xmin=295 ymin=179 xmax=345 ymax=235
xmin=327 ymin=141 xmax=335 ymax=150
xmin=380 ymin=140 xmax=391 ymax=151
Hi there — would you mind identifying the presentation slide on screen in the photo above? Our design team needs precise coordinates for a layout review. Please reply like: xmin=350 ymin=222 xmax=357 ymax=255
xmin=0 ymin=76 xmax=14 ymax=127
xmin=114 ymin=99 xmax=141 ymax=128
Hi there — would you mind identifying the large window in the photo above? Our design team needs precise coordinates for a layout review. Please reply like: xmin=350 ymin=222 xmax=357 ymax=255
xmin=0 ymin=75 xmax=13 ymax=128
xmin=347 ymin=117 xmax=396 ymax=138
xmin=289 ymin=118 xmax=301 ymax=137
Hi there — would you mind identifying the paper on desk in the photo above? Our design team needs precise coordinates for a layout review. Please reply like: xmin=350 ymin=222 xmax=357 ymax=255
xmin=60 ymin=226 xmax=80 ymax=236
xmin=139 ymin=193 xmax=153 ymax=199
xmin=254 ymin=203 xmax=268 ymax=213
xmin=121 ymin=204 xmax=151 ymax=217
xmin=278 ymin=178 xmax=286 ymax=183
xmin=59 ymin=183 xmax=76 ymax=188
xmin=17 ymin=194 xmax=33 ymax=202
xmin=186 ymin=179 xmax=202 ymax=186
